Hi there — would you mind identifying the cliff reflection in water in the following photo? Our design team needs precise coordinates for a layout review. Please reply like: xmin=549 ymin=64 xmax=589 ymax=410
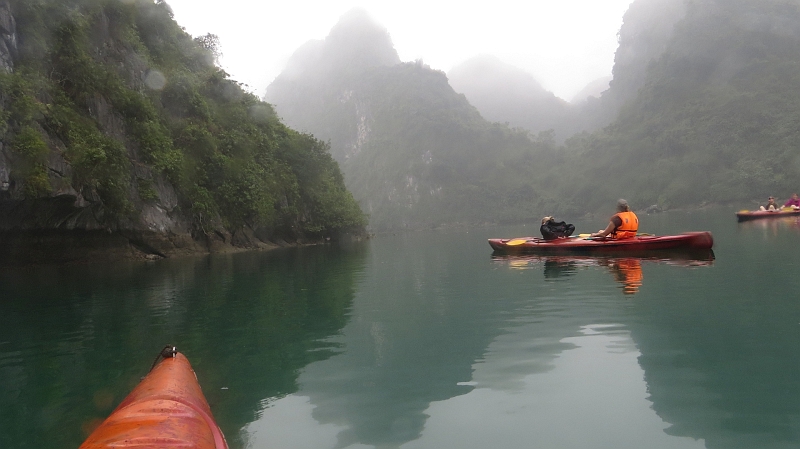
xmin=246 ymin=233 xmax=723 ymax=449
xmin=5 ymin=209 xmax=800 ymax=449
xmin=491 ymin=251 xmax=715 ymax=295
xmin=0 ymin=244 xmax=367 ymax=449
xmin=628 ymin=218 xmax=800 ymax=448
xmin=246 ymin=232 xmax=555 ymax=449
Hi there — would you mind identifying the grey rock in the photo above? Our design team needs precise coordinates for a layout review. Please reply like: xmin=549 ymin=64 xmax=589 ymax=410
xmin=0 ymin=0 xmax=17 ymax=73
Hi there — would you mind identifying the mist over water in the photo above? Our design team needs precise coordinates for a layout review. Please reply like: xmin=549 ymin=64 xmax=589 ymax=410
xmin=2 ymin=208 xmax=800 ymax=448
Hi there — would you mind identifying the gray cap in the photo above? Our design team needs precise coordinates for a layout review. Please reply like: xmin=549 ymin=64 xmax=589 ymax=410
xmin=617 ymin=199 xmax=629 ymax=212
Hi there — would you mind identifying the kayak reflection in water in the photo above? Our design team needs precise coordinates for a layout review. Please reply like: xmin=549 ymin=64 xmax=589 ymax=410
xmin=608 ymin=258 xmax=643 ymax=295
xmin=538 ymin=256 xmax=643 ymax=294
xmin=543 ymin=258 xmax=579 ymax=279
xmin=492 ymin=253 xmax=714 ymax=296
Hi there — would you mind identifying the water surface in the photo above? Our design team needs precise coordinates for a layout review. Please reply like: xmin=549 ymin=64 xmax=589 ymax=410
xmin=1 ymin=208 xmax=799 ymax=448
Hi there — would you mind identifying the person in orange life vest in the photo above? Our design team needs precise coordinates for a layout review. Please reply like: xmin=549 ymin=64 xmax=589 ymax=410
xmin=590 ymin=199 xmax=639 ymax=239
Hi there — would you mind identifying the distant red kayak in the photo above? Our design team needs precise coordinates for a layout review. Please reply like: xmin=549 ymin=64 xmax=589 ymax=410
xmin=488 ymin=232 xmax=714 ymax=254
xmin=736 ymin=209 xmax=800 ymax=221
xmin=80 ymin=348 xmax=228 ymax=449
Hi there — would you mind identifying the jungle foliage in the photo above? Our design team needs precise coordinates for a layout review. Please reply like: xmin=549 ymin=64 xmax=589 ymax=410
xmin=1 ymin=0 xmax=365 ymax=238
xmin=558 ymin=0 xmax=800 ymax=211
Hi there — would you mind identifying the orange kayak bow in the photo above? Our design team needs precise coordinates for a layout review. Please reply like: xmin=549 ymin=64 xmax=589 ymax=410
xmin=80 ymin=347 xmax=228 ymax=449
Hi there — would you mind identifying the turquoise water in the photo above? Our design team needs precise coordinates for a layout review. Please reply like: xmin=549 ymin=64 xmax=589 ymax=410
xmin=1 ymin=208 xmax=800 ymax=448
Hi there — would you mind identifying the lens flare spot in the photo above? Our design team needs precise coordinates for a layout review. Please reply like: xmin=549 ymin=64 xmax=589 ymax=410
xmin=144 ymin=70 xmax=166 ymax=91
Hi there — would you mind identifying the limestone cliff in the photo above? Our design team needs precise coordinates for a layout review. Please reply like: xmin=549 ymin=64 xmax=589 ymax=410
xmin=0 ymin=0 xmax=365 ymax=263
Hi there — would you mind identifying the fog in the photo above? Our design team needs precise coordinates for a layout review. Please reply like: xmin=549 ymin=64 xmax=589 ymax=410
xmin=164 ymin=0 xmax=634 ymax=100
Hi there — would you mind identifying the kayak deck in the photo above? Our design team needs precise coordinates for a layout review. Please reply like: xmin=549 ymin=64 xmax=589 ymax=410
xmin=488 ymin=231 xmax=714 ymax=254
xmin=80 ymin=349 xmax=228 ymax=449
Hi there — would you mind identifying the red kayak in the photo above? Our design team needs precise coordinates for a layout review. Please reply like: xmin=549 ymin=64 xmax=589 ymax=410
xmin=736 ymin=209 xmax=800 ymax=221
xmin=80 ymin=347 xmax=228 ymax=449
xmin=488 ymin=232 xmax=714 ymax=254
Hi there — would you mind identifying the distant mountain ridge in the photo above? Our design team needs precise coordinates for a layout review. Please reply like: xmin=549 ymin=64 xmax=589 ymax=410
xmin=447 ymin=55 xmax=571 ymax=137
xmin=267 ymin=0 xmax=800 ymax=227
xmin=570 ymin=76 xmax=611 ymax=104
xmin=265 ymin=13 xmax=558 ymax=230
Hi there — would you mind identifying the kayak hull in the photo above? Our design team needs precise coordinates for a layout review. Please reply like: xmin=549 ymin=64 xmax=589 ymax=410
xmin=488 ymin=231 xmax=714 ymax=254
xmin=736 ymin=209 xmax=800 ymax=221
xmin=80 ymin=352 xmax=227 ymax=449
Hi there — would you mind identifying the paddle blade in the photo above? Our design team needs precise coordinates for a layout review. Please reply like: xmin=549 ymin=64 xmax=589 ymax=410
xmin=578 ymin=234 xmax=592 ymax=238
xmin=738 ymin=210 xmax=749 ymax=213
xmin=505 ymin=238 xmax=528 ymax=246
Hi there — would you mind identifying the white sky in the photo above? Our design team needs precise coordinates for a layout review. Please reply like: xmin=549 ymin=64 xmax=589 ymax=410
xmin=164 ymin=0 xmax=634 ymax=100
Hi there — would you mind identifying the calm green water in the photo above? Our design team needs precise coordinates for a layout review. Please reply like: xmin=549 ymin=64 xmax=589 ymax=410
xmin=2 ymin=208 xmax=800 ymax=449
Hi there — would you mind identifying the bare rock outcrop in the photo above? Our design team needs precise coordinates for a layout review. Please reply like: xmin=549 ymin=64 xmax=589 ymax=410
xmin=0 ymin=0 xmax=16 ymax=73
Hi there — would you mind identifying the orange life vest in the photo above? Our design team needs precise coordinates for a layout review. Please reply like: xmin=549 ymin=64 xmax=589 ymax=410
xmin=612 ymin=211 xmax=639 ymax=239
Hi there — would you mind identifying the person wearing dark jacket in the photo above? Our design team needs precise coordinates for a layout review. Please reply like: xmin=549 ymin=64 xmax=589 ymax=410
xmin=540 ymin=216 xmax=575 ymax=240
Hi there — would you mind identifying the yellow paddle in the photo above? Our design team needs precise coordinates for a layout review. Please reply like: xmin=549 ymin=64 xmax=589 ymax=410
xmin=576 ymin=232 xmax=652 ymax=239
xmin=505 ymin=238 xmax=529 ymax=246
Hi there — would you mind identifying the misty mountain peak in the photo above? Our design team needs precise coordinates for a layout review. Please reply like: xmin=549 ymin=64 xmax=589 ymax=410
xmin=278 ymin=8 xmax=400 ymax=80
xmin=448 ymin=55 xmax=546 ymax=97
xmin=326 ymin=8 xmax=400 ymax=68
xmin=446 ymin=55 xmax=570 ymax=136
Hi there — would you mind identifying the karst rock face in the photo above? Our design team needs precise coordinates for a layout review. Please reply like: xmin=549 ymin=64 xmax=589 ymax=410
xmin=0 ymin=1 xmax=366 ymax=263
xmin=0 ymin=1 xmax=196 ymax=263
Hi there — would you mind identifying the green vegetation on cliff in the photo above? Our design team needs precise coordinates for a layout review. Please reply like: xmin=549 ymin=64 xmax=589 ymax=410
xmin=1 ymin=0 xmax=365 ymax=241
xmin=559 ymin=0 xmax=800 ymax=210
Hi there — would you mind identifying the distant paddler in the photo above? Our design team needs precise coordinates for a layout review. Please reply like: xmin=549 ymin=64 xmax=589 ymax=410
xmin=784 ymin=193 xmax=800 ymax=210
xmin=759 ymin=196 xmax=780 ymax=211
xmin=590 ymin=199 xmax=639 ymax=239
